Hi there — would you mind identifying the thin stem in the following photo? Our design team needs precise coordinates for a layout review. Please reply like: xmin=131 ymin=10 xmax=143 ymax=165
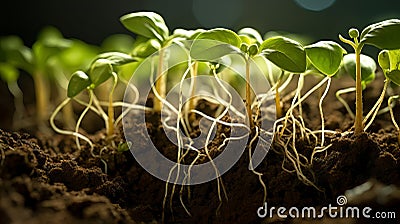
xmin=275 ymin=72 xmax=284 ymax=119
xmin=107 ymin=72 xmax=118 ymax=138
xmin=364 ymin=79 xmax=390 ymax=131
xmin=354 ymin=48 xmax=363 ymax=134
xmin=388 ymin=95 xmax=400 ymax=144
xmin=319 ymin=77 xmax=331 ymax=147
xmin=154 ymin=48 xmax=167 ymax=111
xmin=245 ymin=58 xmax=254 ymax=129
xmin=8 ymin=81 xmax=25 ymax=128
xmin=336 ymin=87 xmax=356 ymax=119
xmin=50 ymin=97 xmax=94 ymax=151
xmin=75 ymin=90 xmax=94 ymax=151
xmin=33 ymin=70 xmax=49 ymax=128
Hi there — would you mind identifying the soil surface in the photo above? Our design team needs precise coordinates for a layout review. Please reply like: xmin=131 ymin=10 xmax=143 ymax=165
xmin=1 ymin=74 xmax=400 ymax=224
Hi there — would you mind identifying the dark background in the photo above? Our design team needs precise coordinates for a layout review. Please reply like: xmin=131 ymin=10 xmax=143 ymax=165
xmin=1 ymin=0 xmax=399 ymax=49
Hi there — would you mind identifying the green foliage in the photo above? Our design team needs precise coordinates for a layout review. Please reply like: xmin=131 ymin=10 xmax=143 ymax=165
xmin=259 ymin=36 xmax=307 ymax=73
xmin=360 ymin=19 xmax=400 ymax=50
xmin=238 ymin=27 xmax=263 ymax=44
xmin=190 ymin=28 xmax=242 ymax=61
xmin=0 ymin=36 xmax=34 ymax=73
xmin=120 ymin=12 xmax=169 ymax=42
xmin=305 ymin=41 xmax=347 ymax=76
xmin=67 ymin=71 xmax=91 ymax=98
xmin=101 ymin=34 xmax=135 ymax=53
xmin=378 ymin=49 xmax=400 ymax=85
xmin=343 ymin=53 xmax=376 ymax=89
xmin=0 ymin=62 xmax=19 ymax=83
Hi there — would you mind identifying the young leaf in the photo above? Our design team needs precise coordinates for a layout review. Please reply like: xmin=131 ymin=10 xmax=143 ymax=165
xmin=95 ymin=52 xmax=138 ymax=66
xmin=120 ymin=12 xmax=169 ymax=42
xmin=343 ymin=53 xmax=376 ymax=89
xmin=386 ymin=70 xmax=400 ymax=86
xmin=378 ymin=49 xmax=400 ymax=85
xmin=101 ymin=34 xmax=135 ymax=53
xmin=0 ymin=36 xmax=34 ymax=72
xmin=67 ymin=71 xmax=91 ymax=98
xmin=89 ymin=59 xmax=113 ymax=87
xmin=0 ymin=62 xmax=19 ymax=83
xmin=194 ymin=28 xmax=242 ymax=47
xmin=260 ymin=36 xmax=306 ymax=73
xmin=305 ymin=41 xmax=347 ymax=76
xmin=190 ymin=29 xmax=242 ymax=61
xmin=132 ymin=39 xmax=161 ymax=58
xmin=360 ymin=19 xmax=400 ymax=50
xmin=238 ymin=27 xmax=263 ymax=44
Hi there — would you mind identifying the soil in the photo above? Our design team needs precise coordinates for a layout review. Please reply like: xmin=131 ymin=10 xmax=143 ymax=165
xmin=1 ymin=73 xmax=400 ymax=224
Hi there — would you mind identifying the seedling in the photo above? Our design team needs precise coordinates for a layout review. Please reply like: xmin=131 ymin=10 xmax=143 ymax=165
xmin=120 ymin=12 xmax=171 ymax=112
xmin=51 ymin=52 xmax=138 ymax=153
xmin=335 ymin=53 xmax=376 ymax=119
xmin=378 ymin=49 xmax=400 ymax=143
xmin=273 ymin=41 xmax=345 ymax=189
xmin=0 ymin=61 xmax=24 ymax=128
xmin=0 ymin=27 xmax=72 ymax=130
xmin=339 ymin=19 xmax=400 ymax=134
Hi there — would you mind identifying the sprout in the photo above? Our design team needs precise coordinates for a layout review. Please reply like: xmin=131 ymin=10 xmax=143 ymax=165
xmin=339 ymin=19 xmax=400 ymax=135
xmin=378 ymin=49 xmax=400 ymax=143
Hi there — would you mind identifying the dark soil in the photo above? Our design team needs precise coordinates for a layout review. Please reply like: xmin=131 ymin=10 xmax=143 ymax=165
xmin=1 ymin=74 xmax=400 ymax=224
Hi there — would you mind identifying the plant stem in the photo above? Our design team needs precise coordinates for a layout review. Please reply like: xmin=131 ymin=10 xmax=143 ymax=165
xmin=188 ymin=61 xmax=198 ymax=120
xmin=388 ymin=96 xmax=400 ymax=144
xmin=354 ymin=48 xmax=363 ymax=135
xmin=275 ymin=72 xmax=284 ymax=119
xmin=335 ymin=87 xmax=356 ymax=119
xmin=364 ymin=79 xmax=390 ymax=131
xmin=33 ymin=70 xmax=49 ymax=129
xmin=154 ymin=48 xmax=167 ymax=111
xmin=245 ymin=58 xmax=254 ymax=129
xmin=107 ymin=73 xmax=118 ymax=138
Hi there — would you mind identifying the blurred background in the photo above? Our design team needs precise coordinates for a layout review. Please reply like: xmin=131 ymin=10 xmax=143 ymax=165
xmin=1 ymin=0 xmax=399 ymax=47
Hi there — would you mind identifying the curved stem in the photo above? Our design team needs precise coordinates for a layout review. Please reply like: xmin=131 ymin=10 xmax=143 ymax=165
xmin=388 ymin=95 xmax=400 ymax=144
xmin=319 ymin=77 xmax=331 ymax=147
xmin=50 ymin=97 xmax=94 ymax=151
xmin=335 ymin=87 xmax=356 ymax=119
xmin=75 ymin=90 xmax=94 ymax=151
xmin=364 ymin=79 xmax=390 ymax=131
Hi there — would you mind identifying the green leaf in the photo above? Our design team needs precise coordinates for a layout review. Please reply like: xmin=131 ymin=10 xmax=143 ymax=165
xmin=67 ymin=71 xmax=91 ymax=98
xmin=95 ymin=52 xmax=138 ymax=66
xmin=0 ymin=62 xmax=19 ymax=83
xmin=386 ymin=70 xmax=400 ymax=86
xmin=305 ymin=41 xmax=347 ymax=76
xmin=89 ymin=59 xmax=113 ymax=87
xmin=194 ymin=28 xmax=242 ymax=48
xmin=0 ymin=36 xmax=34 ymax=72
xmin=360 ymin=19 xmax=400 ymax=50
xmin=33 ymin=28 xmax=72 ymax=69
xmin=190 ymin=29 xmax=242 ymax=61
xmin=238 ymin=27 xmax=263 ymax=44
xmin=101 ymin=34 xmax=135 ymax=53
xmin=120 ymin=12 xmax=169 ymax=42
xmin=343 ymin=53 xmax=376 ymax=89
xmin=378 ymin=49 xmax=400 ymax=84
xmin=132 ymin=39 xmax=161 ymax=58
xmin=55 ymin=39 xmax=99 ymax=72
xmin=172 ymin=28 xmax=205 ymax=40
xmin=378 ymin=50 xmax=391 ymax=70
xmin=260 ymin=36 xmax=306 ymax=73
